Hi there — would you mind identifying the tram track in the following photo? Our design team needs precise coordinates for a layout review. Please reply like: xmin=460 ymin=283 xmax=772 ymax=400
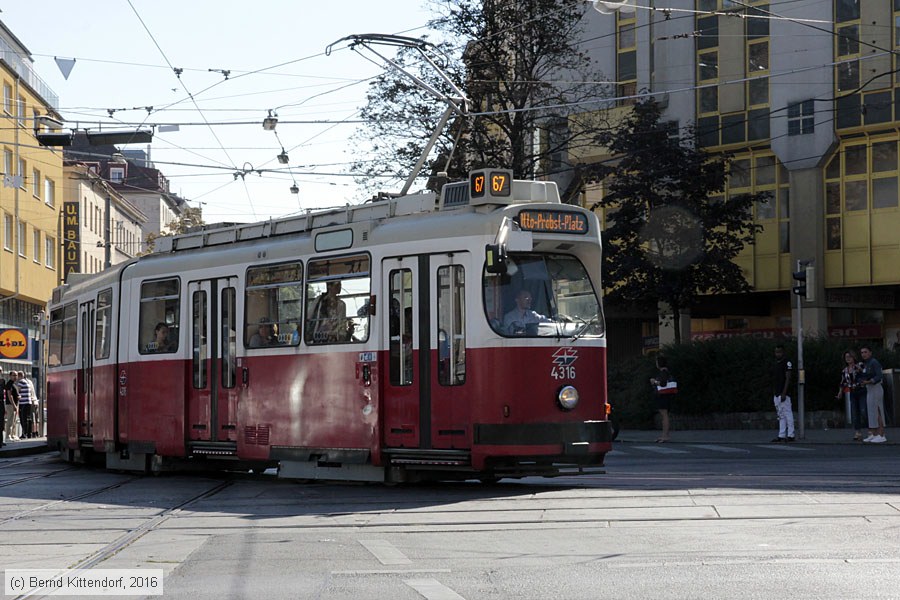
xmin=9 ymin=479 xmax=234 ymax=600
xmin=0 ymin=476 xmax=142 ymax=526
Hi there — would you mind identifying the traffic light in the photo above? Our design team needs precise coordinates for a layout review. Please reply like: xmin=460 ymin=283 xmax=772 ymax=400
xmin=792 ymin=265 xmax=815 ymax=302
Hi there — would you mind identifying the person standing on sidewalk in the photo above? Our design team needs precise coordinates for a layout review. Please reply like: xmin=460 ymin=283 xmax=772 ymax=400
xmin=858 ymin=345 xmax=887 ymax=443
xmin=0 ymin=368 xmax=6 ymax=447
xmin=836 ymin=350 xmax=867 ymax=441
xmin=4 ymin=371 xmax=19 ymax=442
xmin=772 ymin=344 xmax=795 ymax=442
xmin=650 ymin=355 xmax=677 ymax=443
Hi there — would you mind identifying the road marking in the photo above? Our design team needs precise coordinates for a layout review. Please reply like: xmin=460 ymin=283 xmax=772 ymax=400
xmin=631 ymin=445 xmax=690 ymax=454
xmin=606 ymin=449 xmax=628 ymax=456
xmin=685 ymin=444 xmax=751 ymax=453
xmin=333 ymin=569 xmax=452 ymax=575
xmin=404 ymin=578 xmax=467 ymax=600
xmin=359 ymin=539 xmax=412 ymax=565
xmin=757 ymin=443 xmax=815 ymax=451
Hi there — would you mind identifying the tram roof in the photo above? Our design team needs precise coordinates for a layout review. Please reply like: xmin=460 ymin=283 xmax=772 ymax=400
xmin=153 ymin=172 xmax=561 ymax=255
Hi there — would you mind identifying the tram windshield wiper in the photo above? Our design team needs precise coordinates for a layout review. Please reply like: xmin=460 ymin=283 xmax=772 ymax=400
xmin=571 ymin=314 xmax=600 ymax=340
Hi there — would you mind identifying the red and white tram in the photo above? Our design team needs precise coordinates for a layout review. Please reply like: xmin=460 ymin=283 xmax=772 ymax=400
xmin=46 ymin=169 xmax=612 ymax=482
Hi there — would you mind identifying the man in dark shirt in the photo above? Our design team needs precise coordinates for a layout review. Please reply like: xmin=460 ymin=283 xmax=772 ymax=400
xmin=0 ymin=368 xmax=5 ymax=447
xmin=772 ymin=344 xmax=794 ymax=442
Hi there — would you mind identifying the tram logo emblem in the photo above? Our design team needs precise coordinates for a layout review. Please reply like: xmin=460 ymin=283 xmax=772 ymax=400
xmin=551 ymin=347 xmax=578 ymax=367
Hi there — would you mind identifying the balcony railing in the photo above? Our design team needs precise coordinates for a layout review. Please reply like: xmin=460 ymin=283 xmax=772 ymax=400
xmin=0 ymin=39 xmax=59 ymax=110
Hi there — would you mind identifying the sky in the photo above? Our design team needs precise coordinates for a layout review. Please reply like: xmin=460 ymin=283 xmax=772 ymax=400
xmin=0 ymin=1 xmax=439 ymax=224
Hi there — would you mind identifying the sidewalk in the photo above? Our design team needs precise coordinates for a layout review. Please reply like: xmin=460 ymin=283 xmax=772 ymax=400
xmin=618 ymin=426 xmax=900 ymax=445
xmin=3 ymin=428 xmax=897 ymax=459
xmin=0 ymin=435 xmax=51 ymax=458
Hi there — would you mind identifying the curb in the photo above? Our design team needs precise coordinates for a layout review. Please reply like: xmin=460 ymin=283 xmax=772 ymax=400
xmin=0 ymin=441 xmax=52 ymax=458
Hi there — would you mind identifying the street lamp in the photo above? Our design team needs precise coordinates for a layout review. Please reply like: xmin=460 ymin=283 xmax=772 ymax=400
xmin=277 ymin=150 xmax=289 ymax=164
xmin=262 ymin=110 xmax=278 ymax=131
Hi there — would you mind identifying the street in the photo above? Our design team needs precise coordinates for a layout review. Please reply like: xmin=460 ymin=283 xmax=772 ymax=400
xmin=2 ymin=443 xmax=899 ymax=600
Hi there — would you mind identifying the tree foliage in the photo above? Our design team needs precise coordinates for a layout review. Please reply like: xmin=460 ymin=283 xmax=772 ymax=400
xmin=351 ymin=0 xmax=611 ymax=198
xmin=588 ymin=99 xmax=765 ymax=341
xmin=143 ymin=206 xmax=205 ymax=254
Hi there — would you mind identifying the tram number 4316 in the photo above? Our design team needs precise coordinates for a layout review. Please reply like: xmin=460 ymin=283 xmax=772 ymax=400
xmin=551 ymin=365 xmax=576 ymax=380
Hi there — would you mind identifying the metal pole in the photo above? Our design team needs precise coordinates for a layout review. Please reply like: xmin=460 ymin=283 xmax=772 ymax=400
xmin=796 ymin=260 xmax=805 ymax=440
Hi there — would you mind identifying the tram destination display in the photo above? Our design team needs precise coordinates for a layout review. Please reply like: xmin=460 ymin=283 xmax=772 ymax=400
xmin=516 ymin=210 xmax=588 ymax=234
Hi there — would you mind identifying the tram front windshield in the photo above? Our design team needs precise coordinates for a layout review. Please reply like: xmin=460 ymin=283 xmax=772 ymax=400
xmin=484 ymin=253 xmax=603 ymax=338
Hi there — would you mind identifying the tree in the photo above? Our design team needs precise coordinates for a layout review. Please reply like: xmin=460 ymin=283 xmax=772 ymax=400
xmin=587 ymin=99 xmax=765 ymax=343
xmin=350 ymin=0 xmax=612 ymax=198
xmin=143 ymin=206 xmax=205 ymax=254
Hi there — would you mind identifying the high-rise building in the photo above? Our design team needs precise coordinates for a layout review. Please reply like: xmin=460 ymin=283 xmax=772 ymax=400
xmin=573 ymin=0 xmax=900 ymax=356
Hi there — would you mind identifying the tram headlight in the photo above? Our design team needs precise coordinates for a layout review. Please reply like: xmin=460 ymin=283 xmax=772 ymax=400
xmin=557 ymin=385 xmax=579 ymax=411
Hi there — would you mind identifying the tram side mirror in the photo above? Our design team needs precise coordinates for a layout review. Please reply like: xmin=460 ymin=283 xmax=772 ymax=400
xmin=485 ymin=243 xmax=508 ymax=274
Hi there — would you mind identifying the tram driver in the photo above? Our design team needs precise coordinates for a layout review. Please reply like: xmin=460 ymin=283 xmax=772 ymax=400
xmin=503 ymin=289 xmax=552 ymax=336
xmin=309 ymin=280 xmax=354 ymax=343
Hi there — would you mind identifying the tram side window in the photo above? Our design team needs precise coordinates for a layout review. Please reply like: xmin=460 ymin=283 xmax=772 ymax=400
xmin=437 ymin=265 xmax=465 ymax=386
xmin=305 ymin=254 xmax=370 ymax=345
xmin=48 ymin=302 xmax=77 ymax=367
xmin=389 ymin=269 xmax=414 ymax=386
xmin=94 ymin=289 xmax=112 ymax=360
xmin=139 ymin=278 xmax=180 ymax=354
xmin=61 ymin=302 xmax=77 ymax=365
xmin=244 ymin=262 xmax=303 ymax=348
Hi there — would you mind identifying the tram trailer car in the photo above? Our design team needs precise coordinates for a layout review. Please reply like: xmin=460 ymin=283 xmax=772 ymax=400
xmin=46 ymin=169 xmax=613 ymax=482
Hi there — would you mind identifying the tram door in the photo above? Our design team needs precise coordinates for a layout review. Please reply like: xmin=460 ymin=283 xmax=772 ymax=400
xmin=77 ymin=301 xmax=95 ymax=438
xmin=186 ymin=278 xmax=239 ymax=443
xmin=430 ymin=254 xmax=470 ymax=450
xmin=382 ymin=258 xmax=422 ymax=448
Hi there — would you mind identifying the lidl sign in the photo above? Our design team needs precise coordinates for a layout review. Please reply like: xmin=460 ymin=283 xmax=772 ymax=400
xmin=0 ymin=328 xmax=28 ymax=359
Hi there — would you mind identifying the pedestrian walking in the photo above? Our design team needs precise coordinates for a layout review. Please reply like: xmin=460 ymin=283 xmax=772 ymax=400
xmin=858 ymin=345 xmax=887 ymax=443
xmin=771 ymin=344 xmax=795 ymax=442
xmin=15 ymin=371 xmax=36 ymax=439
xmin=835 ymin=350 xmax=867 ymax=441
xmin=650 ymin=355 xmax=677 ymax=443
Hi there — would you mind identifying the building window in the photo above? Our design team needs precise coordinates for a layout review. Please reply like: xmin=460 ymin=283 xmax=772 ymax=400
xmin=16 ymin=96 xmax=25 ymax=127
xmin=17 ymin=220 xmax=26 ymax=257
xmin=838 ymin=24 xmax=859 ymax=56
xmin=2 ymin=83 xmax=11 ymax=114
xmin=3 ymin=213 xmax=11 ymax=250
xmin=616 ymin=11 xmax=637 ymax=106
xmin=17 ymin=158 xmax=25 ymax=188
xmin=45 ymin=178 xmax=55 ymax=207
xmin=109 ymin=167 xmax=125 ymax=183
xmin=32 ymin=168 xmax=40 ymax=198
xmin=836 ymin=0 xmax=860 ymax=23
xmin=3 ymin=148 xmax=12 ymax=177
xmin=33 ymin=228 xmax=41 ymax=263
xmin=787 ymin=100 xmax=815 ymax=135
xmin=45 ymin=235 xmax=55 ymax=268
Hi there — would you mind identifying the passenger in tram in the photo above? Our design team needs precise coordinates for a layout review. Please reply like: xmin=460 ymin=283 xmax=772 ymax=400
xmin=147 ymin=322 xmax=177 ymax=353
xmin=502 ymin=289 xmax=551 ymax=335
xmin=309 ymin=281 xmax=353 ymax=342
xmin=249 ymin=319 xmax=277 ymax=347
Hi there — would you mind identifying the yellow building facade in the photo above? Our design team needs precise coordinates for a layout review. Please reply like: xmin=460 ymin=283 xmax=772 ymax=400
xmin=573 ymin=0 xmax=900 ymax=355
xmin=0 ymin=21 xmax=62 ymax=379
